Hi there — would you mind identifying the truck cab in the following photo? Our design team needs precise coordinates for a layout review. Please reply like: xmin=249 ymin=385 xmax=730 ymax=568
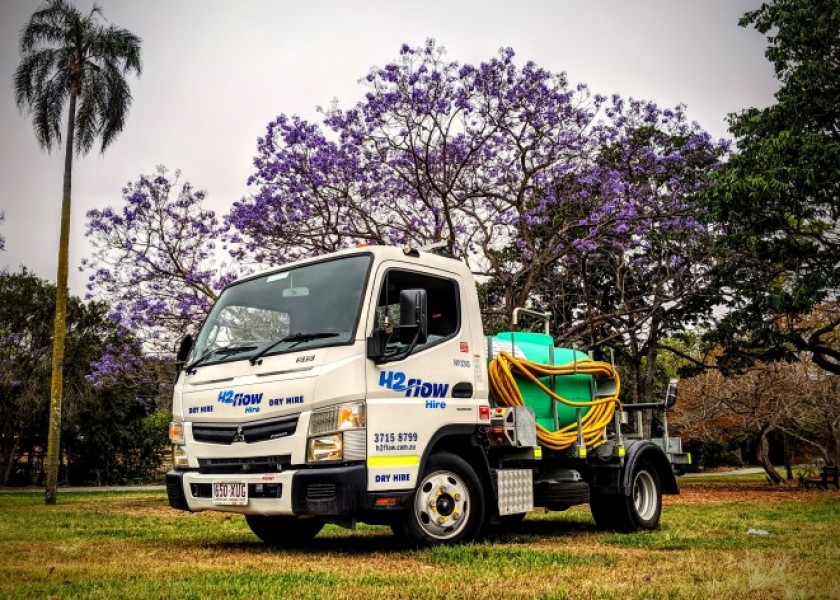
xmin=166 ymin=245 xmax=687 ymax=547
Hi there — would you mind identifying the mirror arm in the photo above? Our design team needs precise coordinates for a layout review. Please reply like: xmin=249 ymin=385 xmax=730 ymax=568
xmin=175 ymin=333 xmax=194 ymax=372
xmin=367 ymin=330 xmax=386 ymax=361
xmin=372 ymin=326 xmax=421 ymax=365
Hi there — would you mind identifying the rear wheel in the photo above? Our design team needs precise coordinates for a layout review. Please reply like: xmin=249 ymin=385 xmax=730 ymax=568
xmin=590 ymin=461 xmax=662 ymax=532
xmin=392 ymin=452 xmax=485 ymax=547
xmin=245 ymin=515 xmax=324 ymax=546
xmin=629 ymin=467 xmax=661 ymax=528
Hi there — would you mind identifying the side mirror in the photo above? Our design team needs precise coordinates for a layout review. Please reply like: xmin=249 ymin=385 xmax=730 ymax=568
xmin=399 ymin=289 xmax=428 ymax=344
xmin=663 ymin=379 xmax=678 ymax=409
xmin=176 ymin=334 xmax=194 ymax=369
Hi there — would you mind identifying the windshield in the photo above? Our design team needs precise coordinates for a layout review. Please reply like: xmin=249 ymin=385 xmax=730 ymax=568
xmin=192 ymin=254 xmax=371 ymax=367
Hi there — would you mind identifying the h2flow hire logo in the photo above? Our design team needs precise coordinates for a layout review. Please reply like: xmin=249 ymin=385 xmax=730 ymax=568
xmin=378 ymin=371 xmax=449 ymax=399
xmin=217 ymin=390 xmax=263 ymax=414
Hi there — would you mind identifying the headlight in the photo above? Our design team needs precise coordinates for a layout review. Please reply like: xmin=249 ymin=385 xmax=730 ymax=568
xmin=173 ymin=445 xmax=189 ymax=469
xmin=307 ymin=402 xmax=366 ymax=464
xmin=169 ymin=420 xmax=185 ymax=445
xmin=307 ymin=434 xmax=343 ymax=463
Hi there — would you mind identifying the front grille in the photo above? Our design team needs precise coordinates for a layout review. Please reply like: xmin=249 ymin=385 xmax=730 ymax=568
xmin=192 ymin=414 xmax=300 ymax=445
xmin=198 ymin=455 xmax=291 ymax=474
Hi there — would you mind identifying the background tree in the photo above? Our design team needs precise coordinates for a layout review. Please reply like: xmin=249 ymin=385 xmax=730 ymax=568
xmin=14 ymin=0 xmax=142 ymax=503
xmin=779 ymin=360 xmax=840 ymax=468
xmin=0 ymin=269 xmax=165 ymax=486
xmin=519 ymin=104 xmax=726 ymax=403
xmin=84 ymin=166 xmax=234 ymax=353
xmin=0 ymin=269 xmax=54 ymax=484
xmin=673 ymin=354 xmax=839 ymax=483
xmin=230 ymin=40 xmax=607 ymax=289
xmin=674 ymin=363 xmax=794 ymax=484
xmin=708 ymin=0 xmax=840 ymax=374
xmin=230 ymin=42 xmax=726 ymax=391
xmin=0 ymin=212 xmax=5 ymax=252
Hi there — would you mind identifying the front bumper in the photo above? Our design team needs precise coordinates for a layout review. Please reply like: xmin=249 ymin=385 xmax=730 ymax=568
xmin=166 ymin=463 xmax=368 ymax=517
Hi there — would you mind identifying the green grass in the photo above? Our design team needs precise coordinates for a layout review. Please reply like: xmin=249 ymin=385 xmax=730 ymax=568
xmin=599 ymin=500 xmax=837 ymax=552
xmin=1 ymin=483 xmax=838 ymax=599
xmin=421 ymin=543 xmax=617 ymax=569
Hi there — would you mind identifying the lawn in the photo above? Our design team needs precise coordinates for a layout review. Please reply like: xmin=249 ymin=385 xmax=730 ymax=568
xmin=1 ymin=477 xmax=837 ymax=599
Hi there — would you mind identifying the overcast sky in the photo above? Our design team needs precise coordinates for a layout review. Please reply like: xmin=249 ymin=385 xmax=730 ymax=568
xmin=0 ymin=0 xmax=777 ymax=296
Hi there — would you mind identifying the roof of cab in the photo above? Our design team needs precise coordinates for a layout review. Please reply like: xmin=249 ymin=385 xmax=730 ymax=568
xmin=226 ymin=244 xmax=469 ymax=290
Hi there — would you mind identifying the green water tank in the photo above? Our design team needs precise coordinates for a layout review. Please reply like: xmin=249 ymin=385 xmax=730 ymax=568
xmin=488 ymin=332 xmax=593 ymax=431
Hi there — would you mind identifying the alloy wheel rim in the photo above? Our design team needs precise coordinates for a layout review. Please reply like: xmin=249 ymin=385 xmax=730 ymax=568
xmin=413 ymin=470 xmax=470 ymax=540
xmin=633 ymin=470 xmax=657 ymax=521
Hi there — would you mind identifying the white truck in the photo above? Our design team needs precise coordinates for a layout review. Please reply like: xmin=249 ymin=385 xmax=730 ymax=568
xmin=166 ymin=244 xmax=689 ymax=546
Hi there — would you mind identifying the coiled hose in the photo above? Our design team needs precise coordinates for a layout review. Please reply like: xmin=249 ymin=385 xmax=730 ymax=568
xmin=488 ymin=350 xmax=622 ymax=451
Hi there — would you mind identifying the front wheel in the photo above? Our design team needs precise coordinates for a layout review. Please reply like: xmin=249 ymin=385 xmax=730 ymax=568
xmin=392 ymin=452 xmax=485 ymax=547
xmin=590 ymin=460 xmax=662 ymax=532
xmin=245 ymin=515 xmax=324 ymax=546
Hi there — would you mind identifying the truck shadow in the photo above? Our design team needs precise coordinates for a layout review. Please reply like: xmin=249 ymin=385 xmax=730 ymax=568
xmin=483 ymin=517 xmax=597 ymax=543
xmin=214 ymin=518 xmax=599 ymax=554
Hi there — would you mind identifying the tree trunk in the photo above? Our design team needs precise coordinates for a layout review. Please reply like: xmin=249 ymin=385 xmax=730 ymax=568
xmin=639 ymin=331 xmax=661 ymax=438
xmin=2 ymin=437 xmax=20 ymax=486
xmin=757 ymin=426 xmax=783 ymax=485
xmin=783 ymin=432 xmax=793 ymax=481
xmin=45 ymin=89 xmax=76 ymax=505
xmin=830 ymin=417 xmax=840 ymax=467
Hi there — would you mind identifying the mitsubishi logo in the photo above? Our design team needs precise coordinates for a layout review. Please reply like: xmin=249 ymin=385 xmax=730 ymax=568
xmin=232 ymin=426 xmax=245 ymax=443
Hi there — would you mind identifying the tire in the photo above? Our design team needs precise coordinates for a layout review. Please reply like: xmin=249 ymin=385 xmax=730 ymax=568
xmin=589 ymin=488 xmax=617 ymax=530
xmin=392 ymin=451 xmax=485 ymax=547
xmin=589 ymin=461 xmax=662 ymax=532
xmin=245 ymin=515 xmax=324 ymax=546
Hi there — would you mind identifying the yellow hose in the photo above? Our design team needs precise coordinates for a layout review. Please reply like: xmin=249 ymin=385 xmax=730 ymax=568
xmin=488 ymin=350 xmax=622 ymax=451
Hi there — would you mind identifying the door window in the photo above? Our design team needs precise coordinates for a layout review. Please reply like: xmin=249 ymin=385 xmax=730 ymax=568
xmin=375 ymin=269 xmax=460 ymax=353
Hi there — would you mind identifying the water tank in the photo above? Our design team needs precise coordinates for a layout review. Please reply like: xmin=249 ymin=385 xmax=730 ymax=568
xmin=487 ymin=332 xmax=594 ymax=431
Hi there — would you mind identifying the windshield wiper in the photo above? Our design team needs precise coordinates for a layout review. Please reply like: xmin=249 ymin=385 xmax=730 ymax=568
xmin=185 ymin=344 xmax=258 ymax=374
xmin=249 ymin=332 xmax=339 ymax=365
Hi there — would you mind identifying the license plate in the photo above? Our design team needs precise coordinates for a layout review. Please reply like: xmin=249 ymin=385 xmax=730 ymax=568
xmin=212 ymin=481 xmax=248 ymax=506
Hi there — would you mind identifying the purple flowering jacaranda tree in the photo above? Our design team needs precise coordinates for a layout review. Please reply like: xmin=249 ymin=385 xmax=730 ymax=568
xmin=230 ymin=41 xmax=607 ymax=281
xmin=84 ymin=166 xmax=235 ymax=354
xmin=527 ymin=100 xmax=729 ymax=403
xmin=231 ymin=41 xmax=727 ymax=343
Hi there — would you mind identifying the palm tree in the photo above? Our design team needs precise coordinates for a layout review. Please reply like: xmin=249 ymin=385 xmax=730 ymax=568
xmin=14 ymin=0 xmax=141 ymax=504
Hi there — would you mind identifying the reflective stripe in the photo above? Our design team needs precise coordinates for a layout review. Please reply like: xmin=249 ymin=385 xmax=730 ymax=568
xmin=367 ymin=455 xmax=420 ymax=468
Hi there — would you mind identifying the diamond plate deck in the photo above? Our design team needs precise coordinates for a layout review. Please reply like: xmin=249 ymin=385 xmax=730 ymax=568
xmin=496 ymin=469 xmax=534 ymax=516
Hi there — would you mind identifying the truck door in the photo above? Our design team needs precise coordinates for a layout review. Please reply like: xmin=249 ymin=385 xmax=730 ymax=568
xmin=364 ymin=263 xmax=477 ymax=492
